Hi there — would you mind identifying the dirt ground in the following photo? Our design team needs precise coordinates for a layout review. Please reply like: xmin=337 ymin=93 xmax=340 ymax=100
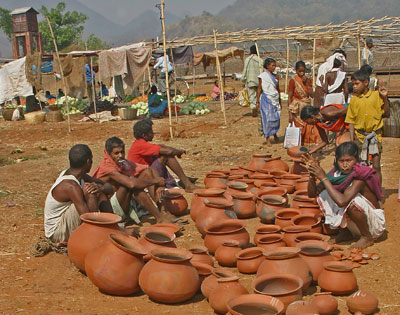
xmin=1 ymin=101 xmax=400 ymax=314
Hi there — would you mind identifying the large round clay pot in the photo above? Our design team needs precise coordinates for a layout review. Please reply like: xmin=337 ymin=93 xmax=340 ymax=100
xmin=286 ymin=300 xmax=319 ymax=315
xmin=190 ymin=188 xmax=226 ymax=222
xmin=67 ymin=212 xmax=125 ymax=272
xmin=84 ymin=233 xmax=146 ymax=295
xmin=257 ymin=195 xmax=287 ymax=224
xmin=248 ymin=153 xmax=272 ymax=170
xmin=209 ymin=276 xmax=248 ymax=314
xmin=163 ymin=191 xmax=188 ymax=216
xmin=254 ymin=224 xmax=281 ymax=244
xmin=282 ymin=225 xmax=311 ymax=246
xmin=292 ymin=191 xmax=317 ymax=207
xmin=145 ymin=223 xmax=181 ymax=235
xmin=294 ymin=232 xmax=330 ymax=244
xmin=291 ymin=214 xmax=322 ymax=233
xmin=191 ymin=261 xmax=213 ymax=291
xmin=278 ymin=174 xmax=302 ymax=187
xmin=296 ymin=240 xmax=334 ymax=283
xmin=230 ymin=169 xmax=250 ymax=177
xmin=257 ymin=247 xmax=312 ymax=291
xmin=274 ymin=208 xmax=301 ymax=228
xmin=256 ymin=188 xmax=288 ymax=215
xmin=250 ymin=173 xmax=275 ymax=187
xmin=227 ymin=294 xmax=285 ymax=315
xmin=263 ymin=157 xmax=289 ymax=172
xmin=195 ymin=198 xmax=236 ymax=236
xmin=296 ymin=204 xmax=322 ymax=216
xmin=204 ymin=173 xmax=229 ymax=189
xmin=236 ymin=247 xmax=265 ymax=274
xmin=231 ymin=192 xmax=256 ymax=219
xmin=204 ymin=219 xmax=250 ymax=254
xmin=257 ymin=234 xmax=286 ymax=251
xmin=295 ymin=178 xmax=309 ymax=191
xmin=139 ymin=247 xmax=199 ymax=303
xmin=318 ymin=261 xmax=357 ymax=295
xmin=215 ymin=241 xmax=242 ymax=267
xmin=227 ymin=181 xmax=248 ymax=196
xmin=311 ymin=292 xmax=338 ymax=315
xmin=138 ymin=229 xmax=177 ymax=261
xmin=252 ymin=273 xmax=303 ymax=311
xmin=188 ymin=245 xmax=214 ymax=266
xmin=346 ymin=289 xmax=379 ymax=314
xmin=201 ymin=268 xmax=237 ymax=299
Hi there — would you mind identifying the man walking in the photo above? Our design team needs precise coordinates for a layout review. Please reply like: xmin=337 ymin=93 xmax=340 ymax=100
xmin=242 ymin=45 xmax=262 ymax=117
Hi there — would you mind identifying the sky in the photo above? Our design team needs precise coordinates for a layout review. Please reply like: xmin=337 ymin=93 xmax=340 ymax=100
xmin=76 ymin=0 xmax=236 ymax=25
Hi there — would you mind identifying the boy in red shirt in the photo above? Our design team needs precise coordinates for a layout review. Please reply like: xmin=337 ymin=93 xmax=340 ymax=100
xmin=128 ymin=119 xmax=197 ymax=192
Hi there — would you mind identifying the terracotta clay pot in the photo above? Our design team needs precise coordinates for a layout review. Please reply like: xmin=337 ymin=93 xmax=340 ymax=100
xmin=215 ymin=241 xmax=242 ymax=267
xmin=257 ymin=234 xmax=287 ymax=251
xmin=294 ymin=232 xmax=330 ymax=243
xmin=279 ymin=174 xmax=302 ymax=187
xmin=227 ymin=294 xmax=285 ymax=315
xmin=254 ymin=224 xmax=281 ymax=244
xmin=291 ymin=214 xmax=322 ymax=233
xmin=139 ymin=247 xmax=199 ymax=303
xmin=286 ymin=300 xmax=319 ymax=315
xmin=296 ymin=204 xmax=322 ymax=216
xmin=290 ymin=159 xmax=309 ymax=175
xmin=257 ymin=195 xmax=288 ymax=224
xmin=318 ymin=261 xmax=357 ymax=295
xmin=188 ymin=245 xmax=214 ymax=266
xmin=296 ymin=240 xmax=334 ymax=282
xmin=295 ymin=178 xmax=309 ymax=191
xmin=204 ymin=219 xmax=250 ymax=254
xmin=67 ymin=212 xmax=125 ymax=272
xmin=252 ymin=273 xmax=303 ymax=311
xmin=292 ymin=191 xmax=317 ymax=207
xmin=257 ymin=247 xmax=312 ymax=291
xmin=138 ymin=229 xmax=177 ymax=261
xmin=85 ymin=233 xmax=146 ymax=295
xmin=235 ymin=178 xmax=255 ymax=192
xmin=263 ymin=157 xmax=289 ymax=172
xmin=195 ymin=198 xmax=236 ymax=236
xmin=250 ymin=173 xmax=275 ymax=188
xmin=191 ymin=261 xmax=213 ymax=291
xmin=248 ymin=153 xmax=272 ymax=170
xmin=256 ymin=188 xmax=288 ymax=215
xmin=279 ymin=184 xmax=295 ymax=194
xmin=311 ymin=292 xmax=338 ymax=315
xmin=238 ymin=166 xmax=257 ymax=176
xmin=346 ymin=289 xmax=379 ymax=314
xmin=274 ymin=208 xmax=301 ymax=228
xmin=163 ymin=191 xmax=188 ymax=216
xmin=227 ymin=181 xmax=248 ymax=196
xmin=236 ymin=247 xmax=265 ymax=274
xmin=231 ymin=192 xmax=256 ymax=219
xmin=190 ymin=188 xmax=226 ymax=222
xmin=282 ymin=225 xmax=311 ymax=246
xmin=204 ymin=173 xmax=229 ymax=189
xmin=230 ymin=169 xmax=249 ymax=177
xmin=201 ymin=267 xmax=237 ymax=299
xmin=287 ymin=146 xmax=309 ymax=159
xmin=212 ymin=169 xmax=230 ymax=175
xmin=209 ymin=276 xmax=248 ymax=314
xmin=146 ymin=223 xmax=181 ymax=235
xmin=269 ymin=170 xmax=289 ymax=178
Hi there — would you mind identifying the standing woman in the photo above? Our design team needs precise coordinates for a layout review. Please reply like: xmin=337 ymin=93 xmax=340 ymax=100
xmin=288 ymin=60 xmax=320 ymax=145
xmin=256 ymin=58 xmax=282 ymax=146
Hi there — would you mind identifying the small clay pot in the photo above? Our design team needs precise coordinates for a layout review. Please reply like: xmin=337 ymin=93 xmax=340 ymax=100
xmin=238 ymin=166 xmax=257 ymax=176
xmin=235 ymin=178 xmax=255 ymax=192
xmin=200 ymin=268 xmax=237 ymax=299
xmin=311 ymin=292 xmax=338 ymax=315
xmin=215 ymin=241 xmax=242 ymax=267
xmin=227 ymin=294 xmax=285 ymax=315
xmin=294 ymin=232 xmax=330 ymax=243
xmin=236 ymin=247 xmax=265 ymax=274
xmin=250 ymin=173 xmax=275 ymax=187
xmin=318 ymin=261 xmax=357 ymax=295
xmin=209 ymin=276 xmax=248 ymax=314
xmin=252 ymin=273 xmax=303 ymax=311
xmin=346 ymin=290 xmax=379 ymax=314
xmin=291 ymin=214 xmax=322 ymax=233
xmin=292 ymin=191 xmax=317 ymax=207
xmin=138 ymin=230 xmax=177 ymax=261
xmin=256 ymin=234 xmax=286 ymax=251
xmin=295 ymin=178 xmax=309 ymax=191
xmin=280 ymin=183 xmax=295 ymax=194
xmin=279 ymin=174 xmax=302 ymax=187
xmin=286 ymin=300 xmax=319 ymax=315
xmin=191 ymin=261 xmax=213 ymax=291
xmin=254 ymin=224 xmax=281 ymax=244
xmin=282 ymin=225 xmax=311 ymax=247
xmin=147 ymin=223 xmax=181 ymax=235
xmin=269 ymin=170 xmax=289 ymax=178
xmin=227 ymin=181 xmax=248 ymax=196
xmin=190 ymin=188 xmax=225 ymax=222
xmin=188 ymin=245 xmax=214 ymax=266
xmin=263 ymin=157 xmax=289 ymax=172
xmin=290 ymin=159 xmax=309 ymax=175
xmin=274 ymin=208 xmax=301 ymax=228
xmin=231 ymin=191 xmax=256 ymax=219
xmin=296 ymin=204 xmax=322 ymax=216
xmin=257 ymin=195 xmax=287 ymax=224
xmin=212 ymin=169 xmax=231 ymax=175
xmin=204 ymin=173 xmax=229 ymax=189
xmin=163 ymin=191 xmax=188 ymax=216
xmin=248 ymin=153 xmax=272 ymax=170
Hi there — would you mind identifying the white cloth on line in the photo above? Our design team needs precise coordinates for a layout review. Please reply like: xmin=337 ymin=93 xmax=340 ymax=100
xmin=316 ymin=53 xmax=347 ymax=88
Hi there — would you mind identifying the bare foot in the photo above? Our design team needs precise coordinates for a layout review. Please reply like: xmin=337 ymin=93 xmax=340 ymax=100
xmin=328 ymin=229 xmax=353 ymax=244
xmin=350 ymin=236 xmax=374 ymax=249
xmin=156 ymin=212 xmax=176 ymax=223
xmin=273 ymin=134 xmax=279 ymax=143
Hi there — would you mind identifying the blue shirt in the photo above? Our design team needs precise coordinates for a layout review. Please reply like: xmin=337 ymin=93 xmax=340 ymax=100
xmin=154 ymin=56 xmax=173 ymax=73
xmin=85 ymin=64 xmax=95 ymax=83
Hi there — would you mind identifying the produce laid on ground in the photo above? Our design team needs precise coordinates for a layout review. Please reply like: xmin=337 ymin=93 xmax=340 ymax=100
xmin=130 ymin=95 xmax=148 ymax=104
xmin=130 ymin=102 xmax=149 ymax=116
xmin=101 ymin=96 xmax=115 ymax=103
xmin=56 ymin=96 xmax=89 ymax=115
xmin=172 ymin=95 xmax=186 ymax=103
xmin=179 ymin=101 xmax=210 ymax=115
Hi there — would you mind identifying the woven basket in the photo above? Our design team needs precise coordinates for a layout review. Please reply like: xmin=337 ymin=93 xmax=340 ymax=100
xmin=46 ymin=110 xmax=64 ymax=122
xmin=2 ymin=108 xmax=24 ymax=121
xmin=24 ymin=111 xmax=46 ymax=124
xmin=119 ymin=107 xmax=137 ymax=120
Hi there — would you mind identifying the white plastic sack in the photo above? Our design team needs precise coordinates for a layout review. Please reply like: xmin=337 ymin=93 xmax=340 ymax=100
xmin=11 ymin=108 xmax=21 ymax=121
xmin=283 ymin=122 xmax=301 ymax=148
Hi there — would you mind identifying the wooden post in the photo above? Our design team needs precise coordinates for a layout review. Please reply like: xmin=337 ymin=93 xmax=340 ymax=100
xmin=254 ymin=41 xmax=263 ymax=75
xmin=160 ymin=0 xmax=173 ymax=138
xmin=357 ymin=21 xmax=361 ymax=68
xmin=213 ymin=29 xmax=227 ymax=126
xmin=364 ymin=38 xmax=369 ymax=64
xmin=86 ymin=43 xmax=98 ymax=122
xmin=296 ymin=43 xmax=300 ymax=61
xmin=312 ymin=38 xmax=316 ymax=89
xmin=285 ymin=39 xmax=290 ymax=94
xmin=46 ymin=17 xmax=71 ymax=133
xmin=141 ymin=72 xmax=145 ymax=97
xmin=170 ymin=47 xmax=178 ymax=122
xmin=192 ymin=64 xmax=195 ymax=96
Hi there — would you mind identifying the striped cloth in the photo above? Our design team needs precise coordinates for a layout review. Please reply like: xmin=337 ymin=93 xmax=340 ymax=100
xmin=383 ymin=101 xmax=400 ymax=138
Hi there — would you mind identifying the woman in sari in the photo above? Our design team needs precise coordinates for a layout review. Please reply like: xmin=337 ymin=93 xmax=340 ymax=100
xmin=148 ymin=85 xmax=168 ymax=118
xmin=288 ymin=61 xmax=320 ymax=145
xmin=256 ymin=58 xmax=281 ymax=146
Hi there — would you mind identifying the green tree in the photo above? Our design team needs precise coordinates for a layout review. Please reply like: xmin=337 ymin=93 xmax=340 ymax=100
xmin=39 ymin=2 xmax=87 ymax=52
xmin=80 ymin=34 xmax=111 ymax=50
xmin=0 ymin=7 xmax=12 ymax=40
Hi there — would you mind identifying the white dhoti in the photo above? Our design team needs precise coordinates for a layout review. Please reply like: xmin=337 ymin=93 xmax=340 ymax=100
xmin=324 ymin=92 xmax=345 ymax=106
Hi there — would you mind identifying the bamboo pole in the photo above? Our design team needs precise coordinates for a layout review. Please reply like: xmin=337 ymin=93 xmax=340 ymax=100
xmin=312 ymin=38 xmax=316 ymax=89
xmin=364 ymin=38 xmax=369 ymax=64
xmin=254 ymin=41 xmax=263 ymax=75
xmin=160 ymin=0 xmax=173 ymax=139
xmin=192 ymin=64 xmax=195 ymax=96
xmin=213 ymin=29 xmax=227 ymax=126
xmin=284 ymin=39 xmax=290 ymax=94
xmin=357 ymin=21 xmax=361 ymax=68
xmin=147 ymin=63 xmax=152 ymax=87
xmin=46 ymin=17 xmax=71 ymax=133
xmin=170 ymin=47 xmax=178 ymax=122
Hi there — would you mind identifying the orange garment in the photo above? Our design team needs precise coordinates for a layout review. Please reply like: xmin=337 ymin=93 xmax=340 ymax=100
xmin=317 ymin=104 xmax=348 ymax=132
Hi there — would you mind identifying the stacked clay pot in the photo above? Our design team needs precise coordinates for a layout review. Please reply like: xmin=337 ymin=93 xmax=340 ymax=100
xmin=214 ymin=241 xmax=241 ymax=267
xmin=282 ymin=225 xmax=311 ymax=246
xmin=236 ymin=247 xmax=265 ymax=274
xmin=257 ymin=233 xmax=286 ymax=251
xmin=190 ymin=188 xmax=225 ymax=222
xmin=163 ymin=191 xmax=188 ymax=216
xmin=227 ymin=294 xmax=285 ymax=315
xmin=226 ymin=181 xmax=248 ymax=196
xmin=294 ymin=232 xmax=330 ymax=244
xmin=263 ymin=157 xmax=289 ymax=172
xmin=231 ymin=191 xmax=256 ymax=219
xmin=188 ymin=245 xmax=214 ymax=266
xmin=138 ymin=228 xmax=176 ymax=261
xmin=291 ymin=214 xmax=322 ymax=233
xmin=201 ymin=268 xmax=237 ymax=299
xmin=256 ymin=188 xmax=287 ymax=215
xmin=85 ymin=233 xmax=146 ymax=295
xmin=257 ymin=195 xmax=287 ymax=224
xmin=191 ymin=261 xmax=213 ymax=290
xmin=274 ymin=208 xmax=301 ymax=228
xmin=253 ymin=224 xmax=281 ymax=244
xmin=250 ymin=173 xmax=275 ymax=188
xmin=318 ymin=261 xmax=357 ymax=295
xmin=139 ymin=248 xmax=199 ymax=303
xmin=276 ymin=174 xmax=302 ymax=194
xmin=311 ymin=292 xmax=338 ymax=315
xmin=248 ymin=153 xmax=272 ymax=170
xmin=67 ymin=212 xmax=125 ymax=272
xmin=204 ymin=173 xmax=228 ymax=189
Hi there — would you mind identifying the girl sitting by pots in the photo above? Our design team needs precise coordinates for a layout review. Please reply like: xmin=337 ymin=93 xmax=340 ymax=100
xmin=302 ymin=141 xmax=385 ymax=249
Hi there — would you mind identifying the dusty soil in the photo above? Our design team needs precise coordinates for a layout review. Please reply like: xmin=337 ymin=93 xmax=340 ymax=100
xmin=1 ymin=102 xmax=400 ymax=314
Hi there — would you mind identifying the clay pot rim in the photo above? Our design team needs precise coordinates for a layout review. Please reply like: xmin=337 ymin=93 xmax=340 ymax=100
xmin=206 ymin=172 xmax=229 ymax=179
xmin=228 ymin=175 xmax=244 ymax=180
xmin=294 ymin=232 xmax=330 ymax=243
xmin=256 ymin=224 xmax=281 ymax=234
xmin=151 ymin=223 xmax=181 ymax=234
xmin=249 ymin=174 xmax=274 ymax=180
xmin=275 ymin=208 xmax=301 ymax=220
xmin=252 ymin=273 xmax=304 ymax=297
xmin=260 ymin=195 xmax=287 ymax=204
xmin=212 ymin=169 xmax=231 ymax=175
xmin=258 ymin=233 xmax=284 ymax=244
xmin=282 ymin=224 xmax=311 ymax=233
xmin=236 ymin=247 xmax=264 ymax=260
xmin=280 ymin=174 xmax=302 ymax=180
xmin=239 ymin=166 xmax=257 ymax=172
xmin=212 ymin=267 xmax=237 ymax=278
xmin=252 ymin=153 xmax=272 ymax=158
xmin=188 ymin=245 xmax=209 ymax=254
xmin=291 ymin=214 xmax=322 ymax=227
xmin=257 ymin=188 xmax=287 ymax=199
xmin=204 ymin=198 xmax=234 ymax=208
xmin=235 ymin=179 xmax=255 ymax=184
xmin=297 ymin=204 xmax=320 ymax=209
xmin=221 ymin=240 xmax=240 ymax=247
xmin=109 ymin=233 xmax=147 ymax=256
xmin=150 ymin=247 xmax=192 ymax=263
xmin=80 ymin=212 xmax=121 ymax=225
xmin=194 ymin=188 xmax=225 ymax=197
xmin=314 ymin=291 xmax=333 ymax=296
xmin=143 ymin=229 xmax=176 ymax=244
xmin=227 ymin=181 xmax=248 ymax=189
xmin=231 ymin=191 xmax=254 ymax=200
xmin=323 ymin=261 xmax=354 ymax=272
xmin=216 ymin=275 xmax=240 ymax=283
xmin=191 ymin=261 xmax=213 ymax=275
xmin=295 ymin=240 xmax=332 ymax=255
xmin=260 ymin=182 xmax=278 ymax=187
xmin=204 ymin=219 xmax=246 ymax=235
xmin=263 ymin=246 xmax=301 ymax=259
xmin=227 ymin=294 xmax=285 ymax=315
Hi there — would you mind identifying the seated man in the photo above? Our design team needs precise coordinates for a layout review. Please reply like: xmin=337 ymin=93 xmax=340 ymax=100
xmin=128 ymin=119 xmax=197 ymax=192
xmin=303 ymin=141 xmax=385 ymax=249
xmin=44 ymin=144 xmax=113 ymax=243
xmin=92 ymin=137 xmax=172 ymax=223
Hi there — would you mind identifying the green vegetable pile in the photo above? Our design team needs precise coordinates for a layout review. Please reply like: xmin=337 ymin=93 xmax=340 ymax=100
xmin=179 ymin=101 xmax=210 ymax=115
xmin=56 ymin=96 xmax=88 ymax=115
xmin=124 ymin=95 xmax=135 ymax=103
xmin=130 ymin=102 xmax=149 ymax=116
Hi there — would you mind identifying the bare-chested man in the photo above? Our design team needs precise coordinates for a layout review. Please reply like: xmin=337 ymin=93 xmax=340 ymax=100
xmin=322 ymin=58 xmax=348 ymax=106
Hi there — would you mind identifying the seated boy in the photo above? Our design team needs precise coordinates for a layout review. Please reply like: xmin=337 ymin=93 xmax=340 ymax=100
xmin=303 ymin=141 xmax=385 ymax=249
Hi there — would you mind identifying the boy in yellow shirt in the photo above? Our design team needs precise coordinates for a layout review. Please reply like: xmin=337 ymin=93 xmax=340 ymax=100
xmin=345 ymin=70 xmax=390 ymax=183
